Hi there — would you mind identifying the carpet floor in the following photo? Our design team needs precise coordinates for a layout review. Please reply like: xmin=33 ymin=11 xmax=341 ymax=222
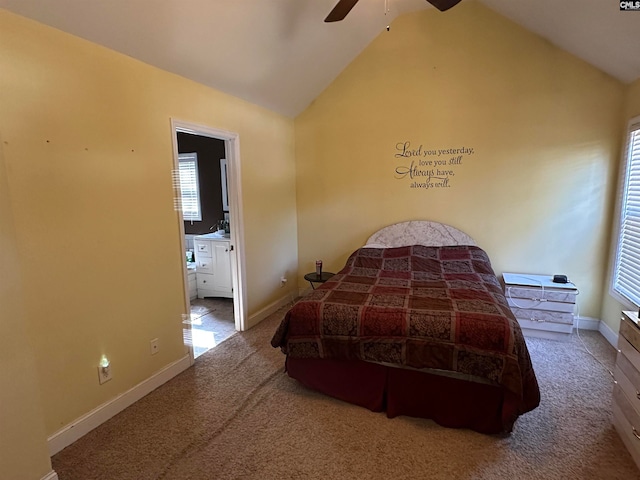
xmin=52 ymin=307 xmax=640 ymax=479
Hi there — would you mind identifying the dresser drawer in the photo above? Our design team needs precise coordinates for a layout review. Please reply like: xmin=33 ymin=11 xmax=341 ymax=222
xmin=617 ymin=334 xmax=640 ymax=420
xmin=507 ymin=297 xmax=575 ymax=313
xmin=510 ymin=307 xmax=574 ymax=325
xmin=621 ymin=314 xmax=640 ymax=352
xmin=619 ymin=333 xmax=640 ymax=377
xmin=504 ymin=286 xmax=576 ymax=304
xmin=194 ymin=240 xmax=212 ymax=257
xmin=616 ymin=363 xmax=640 ymax=418
xmin=613 ymin=386 xmax=640 ymax=469
xmin=197 ymin=273 xmax=215 ymax=290
xmin=515 ymin=318 xmax=573 ymax=334
xmin=196 ymin=258 xmax=214 ymax=274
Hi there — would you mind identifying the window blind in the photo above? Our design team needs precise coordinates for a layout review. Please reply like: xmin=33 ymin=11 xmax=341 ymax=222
xmin=178 ymin=153 xmax=202 ymax=222
xmin=614 ymin=118 xmax=640 ymax=306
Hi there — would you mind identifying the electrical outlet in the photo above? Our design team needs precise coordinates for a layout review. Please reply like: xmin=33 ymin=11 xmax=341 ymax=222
xmin=150 ymin=338 xmax=159 ymax=355
xmin=97 ymin=364 xmax=112 ymax=384
xmin=280 ymin=276 xmax=288 ymax=287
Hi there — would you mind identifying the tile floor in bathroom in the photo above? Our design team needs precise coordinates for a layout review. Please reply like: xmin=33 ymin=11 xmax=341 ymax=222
xmin=188 ymin=298 xmax=236 ymax=358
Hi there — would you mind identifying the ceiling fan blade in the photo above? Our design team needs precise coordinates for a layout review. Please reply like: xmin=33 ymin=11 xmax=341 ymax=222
xmin=426 ymin=0 xmax=463 ymax=12
xmin=324 ymin=0 xmax=360 ymax=22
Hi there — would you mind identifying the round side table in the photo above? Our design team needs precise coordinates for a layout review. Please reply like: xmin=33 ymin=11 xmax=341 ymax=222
xmin=304 ymin=272 xmax=335 ymax=289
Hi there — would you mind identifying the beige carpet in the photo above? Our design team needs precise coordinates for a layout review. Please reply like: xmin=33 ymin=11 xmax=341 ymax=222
xmin=52 ymin=307 xmax=640 ymax=479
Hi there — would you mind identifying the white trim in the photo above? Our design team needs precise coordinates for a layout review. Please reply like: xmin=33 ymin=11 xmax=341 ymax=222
xmin=598 ymin=319 xmax=619 ymax=348
xmin=226 ymin=133 xmax=248 ymax=331
xmin=220 ymin=158 xmax=229 ymax=212
xmin=170 ymin=124 xmax=196 ymax=364
xmin=41 ymin=471 xmax=58 ymax=480
xmin=246 ymin=294 xmax=293 ymax=329
xmin=170 ymin=119 xmax=247 ymax=333
xmin=47 ymin=355 xmax=190 ymax=456
xmin=608 ymin=287 xmax=637 ymax=312
xmin=573 ymin=316 xmax=600 ymax=331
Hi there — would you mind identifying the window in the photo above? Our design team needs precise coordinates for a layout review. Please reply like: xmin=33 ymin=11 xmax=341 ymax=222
xmin=178 ymin=153 xmax=202 ymax=222
xmin=613 ymin=116 xmax=640 ymax=306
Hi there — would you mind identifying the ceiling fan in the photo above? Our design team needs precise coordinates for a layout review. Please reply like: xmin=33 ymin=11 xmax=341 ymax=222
xmin=325 ymin=0 xmax=462 ymax=22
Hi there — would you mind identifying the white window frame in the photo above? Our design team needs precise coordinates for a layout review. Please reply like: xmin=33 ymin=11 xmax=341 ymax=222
xmin=178 ymin=152 xmax=202 ymax=222
xmin=612 ymin=115 xmax=640 ymax=307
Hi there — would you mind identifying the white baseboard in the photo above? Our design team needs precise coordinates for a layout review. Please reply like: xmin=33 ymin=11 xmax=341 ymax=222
xmin=598 ymin=319 xmax=619 ymax=348
xmin=246 ymin=292 xmax=294 ymax=330
xmin=48 ymin=354 xmax=191 ymax=456
xmin=574 ymin=316 xmax=600 ymax=331
xmin=41 ymin=471 xmax=58 ymax=480
xmin=574 ymin=316 xmax=620 ymax=348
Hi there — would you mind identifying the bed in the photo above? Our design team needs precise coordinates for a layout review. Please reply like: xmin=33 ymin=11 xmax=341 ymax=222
xmin=271 ymin=221 xmax=540 ymax=434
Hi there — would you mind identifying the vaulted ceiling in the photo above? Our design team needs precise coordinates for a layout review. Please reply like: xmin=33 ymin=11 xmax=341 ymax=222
xmin=1 ymin=0 xmax=638 ymax=117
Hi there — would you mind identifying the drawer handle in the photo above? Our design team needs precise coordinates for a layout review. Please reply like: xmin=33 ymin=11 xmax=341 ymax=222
xmin=634 ymin=427 xmax=640 ymax=441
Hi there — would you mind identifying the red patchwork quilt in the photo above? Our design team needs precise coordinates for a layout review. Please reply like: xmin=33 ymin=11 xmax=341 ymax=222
xmin=271 ymin=245 xmax=539 ymax=411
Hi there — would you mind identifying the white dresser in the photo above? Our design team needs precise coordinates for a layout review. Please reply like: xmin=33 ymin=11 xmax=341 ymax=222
xmin=502 ymin=273 xmax=577 ymax=341
xmin=194 ymin=233 xmax=233 ymax=299
xmin=614 ymin=311 xmax=640 ymax=470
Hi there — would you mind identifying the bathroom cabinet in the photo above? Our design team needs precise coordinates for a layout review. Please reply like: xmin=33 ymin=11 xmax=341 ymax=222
xmin=193 ymin=234 xmax=232 ymax=299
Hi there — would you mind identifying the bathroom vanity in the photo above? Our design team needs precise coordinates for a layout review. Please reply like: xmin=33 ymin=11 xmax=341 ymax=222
xmin=193 ymin=233 xmax=233 ymax=299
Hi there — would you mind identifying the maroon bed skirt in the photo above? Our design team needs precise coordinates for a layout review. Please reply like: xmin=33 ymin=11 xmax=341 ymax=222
xmin=285 ymin=356 xmax=521 ymax=434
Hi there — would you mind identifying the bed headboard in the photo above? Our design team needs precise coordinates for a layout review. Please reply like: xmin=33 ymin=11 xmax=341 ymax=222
xmin=365 ymin=221 xmax=476 ymax=248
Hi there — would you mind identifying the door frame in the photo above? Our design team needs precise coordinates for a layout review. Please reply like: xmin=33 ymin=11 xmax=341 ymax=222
xmin=170 ymin=119 xmax=247 ymax=362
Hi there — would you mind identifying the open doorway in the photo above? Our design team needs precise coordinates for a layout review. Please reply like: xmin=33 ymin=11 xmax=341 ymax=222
xmin=170 ymin=119 xmax=246 ymax=362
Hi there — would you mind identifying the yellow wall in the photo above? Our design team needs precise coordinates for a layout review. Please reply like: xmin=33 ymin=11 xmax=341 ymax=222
xmin=0 ymin=8 xmax=297 ymax=436
xmin=625 ymin=78 xmax=640 ymax=117
xmin=295 ymin=2 xmax=624 ymax=320
xmin=599 ymin=78 xmax=640 ymax=333
xmin=0 ymin=0 xmax=633 ymax=468
xmin=0 ymin=134 xmax=52 ymax=480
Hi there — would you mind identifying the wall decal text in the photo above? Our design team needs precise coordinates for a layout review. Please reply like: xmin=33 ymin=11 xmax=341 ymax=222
xmin=394 ymin=141 xmax=475 ymax=190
